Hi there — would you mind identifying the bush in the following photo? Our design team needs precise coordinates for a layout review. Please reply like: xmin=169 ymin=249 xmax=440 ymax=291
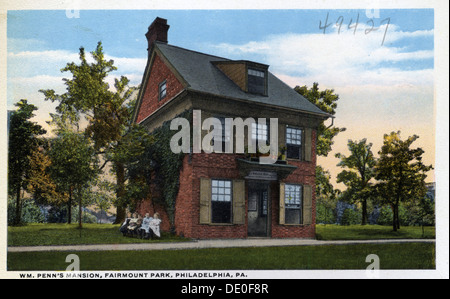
xmin=377 ymin=205 xmax=409 ymax=226
xmin=340 ymin=208 xmax=361 ymax=225
xmin=8 ymin=197 xmax=45 ymax=225
xmin=316 ymin=204 xmax=336 ymax=224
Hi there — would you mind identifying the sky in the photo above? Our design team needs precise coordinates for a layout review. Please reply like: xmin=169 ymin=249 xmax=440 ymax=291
xmin=3 ymin=8 xmax=440 ymax=187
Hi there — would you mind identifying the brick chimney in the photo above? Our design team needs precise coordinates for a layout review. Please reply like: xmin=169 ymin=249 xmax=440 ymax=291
xmin=145 ymin=17 xmax=170 ymax=51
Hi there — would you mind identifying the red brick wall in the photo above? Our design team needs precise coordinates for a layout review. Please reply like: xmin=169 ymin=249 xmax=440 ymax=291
xmin=136 ymin=127 xmax=317 ymax=239
xmin=135 ymin=54 xmax=185 ymax=124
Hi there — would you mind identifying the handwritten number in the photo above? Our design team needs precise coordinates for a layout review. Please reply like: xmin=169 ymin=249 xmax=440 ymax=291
xmin=348 ymin=13 xmax=360 ymax=35
xmin=319 ymin=12 xmax=332 ymax=34
xmin=380 ymin=17 xmax=391 ymax=46
xmin=336 ymin=16 xmax=344 ymax=34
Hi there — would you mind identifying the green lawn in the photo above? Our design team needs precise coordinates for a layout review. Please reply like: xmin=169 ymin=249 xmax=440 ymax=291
xmin=315 ymin=224 xmax=435 ymax=240
xmin=7 ymin=223 xmax=436 ymax=271
xmin=7 ymin=243 xmax=435 ymax=271
xmin=8 ymin=223 xmax=435 ymax=247
xmin=7 ymin=223 xmax=187 ymax=246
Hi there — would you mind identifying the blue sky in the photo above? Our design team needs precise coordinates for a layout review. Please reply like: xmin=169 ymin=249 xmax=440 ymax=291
xmin=5 ymin=8 xmax=437 ymax=184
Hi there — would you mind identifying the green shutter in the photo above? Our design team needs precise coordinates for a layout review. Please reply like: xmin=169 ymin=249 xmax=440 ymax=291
xmin=303 ymin=185 xmax=313 ymax=225
xmin=304 ymin=128 xmax=312 ymax=162
xmin=199 ymin=178 xmax=211 ymax=224
xmin=279 ymin=183 xmax=285 ymax=225
xmin=232 ymin=180 xmax=246 ymax=224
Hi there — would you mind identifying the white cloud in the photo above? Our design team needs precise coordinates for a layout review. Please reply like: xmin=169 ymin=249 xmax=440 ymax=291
xmin=206 ymin=25 xmax=434 ymax=89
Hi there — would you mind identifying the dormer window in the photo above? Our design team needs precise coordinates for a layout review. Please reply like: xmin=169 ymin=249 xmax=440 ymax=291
xmin=247 ymin=68 xmax=266 ymax=95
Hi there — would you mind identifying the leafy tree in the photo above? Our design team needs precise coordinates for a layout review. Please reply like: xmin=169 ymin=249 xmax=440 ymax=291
xmin=335 ymin=139 xmax=376 ymax=225
xmin=315 ymin=166 xmax=339 ymax=224
xmin=8 ymin=99 xmax=46 ymax=225
xmin=40 ymin=42 xmax=138 ymax=224
xmin=294 ymin=82 xmax=346 ymax=157
xmin=27 ymin=140 xmax=67 ymax=207
xmin=375 ymin=131 xmax=433 ymax=231
xmin=48 ymin=128 xmax=98 ymax=228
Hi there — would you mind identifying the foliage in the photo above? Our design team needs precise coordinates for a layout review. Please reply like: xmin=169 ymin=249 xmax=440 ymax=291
xmin=294 ymin=82 xmax=346 ymax=157
xmin=315 ymin=166 xmax=339 ymax=224
xmin=129 ymin=111 xmax=190 ymax=231
xmin=48 ymin=128 xmax=99 ymax=227
xmin=335 ymin=138 xmax=376 ymax=225
xmin=8 ymin=99 xmax=47 ymax=225
xmin=7 ymin=197 xmax=45 ymax=225
xmin=340 ymin=208 xmax=361 ymax=225
xmin=27 ymin=141 xmax=66 ymax=206
xmin=375 ymin=131 xmax=433 ymax=231
xmin=40 ymin=41 xmax=138 ymax=224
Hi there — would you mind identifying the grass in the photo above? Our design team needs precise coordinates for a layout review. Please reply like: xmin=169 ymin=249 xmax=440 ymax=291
xmin=7 ymin=223 xmax=188 ymax=247
xmin=8 ymin=223 xmax=435 ymax=247
xmin=7 ymin=223 xmax=436 ymax=271
xmin=7 ymin=243 xmax=435 ymax=271
xmin=315 ymin=224 xmax=436 ymax=240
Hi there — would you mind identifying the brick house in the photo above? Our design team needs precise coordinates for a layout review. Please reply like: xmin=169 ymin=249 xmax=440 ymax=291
xmin=132 ymin=17 xmax=331 ymax=239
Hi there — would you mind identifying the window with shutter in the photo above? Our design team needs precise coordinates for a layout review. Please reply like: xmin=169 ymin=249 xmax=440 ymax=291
xmin=232 ymin=180 xmax=245 ymax=224
xmin=303 ymin=185 xmax=313 ymax=225
xmin=199 ymin=178 xmax=211 ymax=224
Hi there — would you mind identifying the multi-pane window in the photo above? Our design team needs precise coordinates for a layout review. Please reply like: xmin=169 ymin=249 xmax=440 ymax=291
xmin=211 ymin=179 xmax=232 ymax=223
xmin=286 ymin=126 xmax=302 ymax=159
xmin=251 ymin=122 xmax=268 ymax=142
xmin=248 ymin=68 xmax=266 ymax=95
xmin=284 ymin=184 xmax=302 ymax=224
xmin=159 ymin=80 xmax=167 ymax=100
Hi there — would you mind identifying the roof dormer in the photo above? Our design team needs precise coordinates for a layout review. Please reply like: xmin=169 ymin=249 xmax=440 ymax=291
xmin=213 ymin=60 xmax=269 ymax=96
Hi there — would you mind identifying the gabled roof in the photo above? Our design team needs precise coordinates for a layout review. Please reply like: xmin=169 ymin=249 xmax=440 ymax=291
xmin=134 ymin=41 xmax=331 ymax=123
xmin=155 ymin=42 xmax=329 ymax=117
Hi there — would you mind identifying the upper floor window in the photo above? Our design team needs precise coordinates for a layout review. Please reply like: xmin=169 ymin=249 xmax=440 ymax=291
xmin=286 ymin=126 xmax=302 ymax=159
xmin=159 ymin=80 xmax=167 ymax=100
xmin=248 ymin=68 xmax=266 ymax=95
xmin=251 ymin=122 xmax=268 ymax=143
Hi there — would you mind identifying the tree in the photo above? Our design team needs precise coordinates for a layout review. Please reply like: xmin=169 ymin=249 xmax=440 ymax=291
xmin=40 ymin=42 xmax=138 ymax=224
xmin=8 ymin=99 xmax=46 ymax=225
xmin=375 ymin=131 xmax=433 ymax=231
xmin=48 ymin=128 xmax=98 ymax=228
xmin=27 ymin=142 xmax=67 ymax=207
xmin=335 ymin=139 xmax=376 ymax=225
xmin=294 ymin=82 xmax=346 ymax=157
xmin=295 ymin=83 xmax=345 ymax=221
xmin=315 ymin=165 xmax=340 ymax=224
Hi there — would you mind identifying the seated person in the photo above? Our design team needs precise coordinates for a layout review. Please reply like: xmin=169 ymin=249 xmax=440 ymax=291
xmin=119 ymin=212 xmax=132 ymax=235
xmin=127 ymin=213 xmax=141 ymax=232
xmin=139 ymin=213 xmax=153 ymax=239
xmin=149 ymin=212 xmax=162 ymax=238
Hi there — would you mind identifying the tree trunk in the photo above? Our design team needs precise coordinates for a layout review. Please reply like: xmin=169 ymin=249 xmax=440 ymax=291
xmin=67 ymin=187 xmax=72 ymax=224
xmin=392 ymin=204 xmax=398 ymax=232
xmin=14 ymin=184 xmax=22 ymax=225
xmin=77 ymin=186 xmax=82 ymax=229
xmin=113 ymin=161 xmax=126 ymax=224
xmin=361 ymin=199 xmax=368 ymax=225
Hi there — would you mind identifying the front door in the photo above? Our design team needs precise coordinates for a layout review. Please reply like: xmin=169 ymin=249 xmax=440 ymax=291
xmin=247 ymin=181 xmax=269 ymax=237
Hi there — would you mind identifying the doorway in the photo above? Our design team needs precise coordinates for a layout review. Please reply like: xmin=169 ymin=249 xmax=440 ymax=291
xmin=247 ymin=181 xmax=270 ymax=237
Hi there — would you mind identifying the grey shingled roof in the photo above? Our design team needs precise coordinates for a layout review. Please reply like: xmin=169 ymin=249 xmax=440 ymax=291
xmin=155 ymin=42 xmax=330 ymax=118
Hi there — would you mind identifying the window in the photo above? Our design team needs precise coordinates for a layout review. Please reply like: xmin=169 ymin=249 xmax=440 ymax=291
xmin=284 ymin=184 xmax=302 ymax=224
xmin=248 ymin=68 xmax=266 ymax=95
xmin=159 ymin=80 xmax=167 ymax=100
xmin=251 ymin=122 xmax=268 ymax=143
xmin=211 ymin=179 xmax=232 ymax=223
xmin=286 ymin=126 xmax=302 ymax=159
